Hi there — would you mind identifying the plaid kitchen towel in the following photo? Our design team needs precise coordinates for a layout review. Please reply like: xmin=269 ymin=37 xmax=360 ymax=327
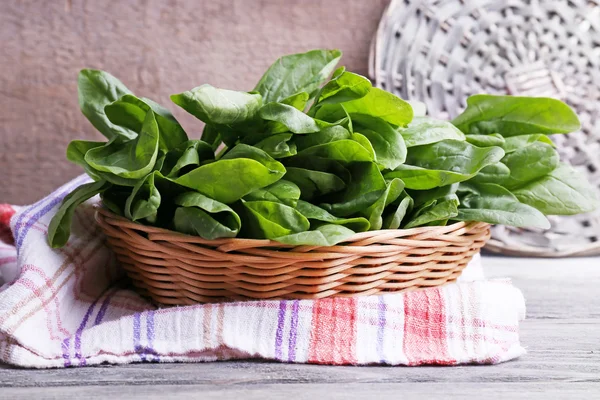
xmin=0 ymin=176 xmax=526 ymax=368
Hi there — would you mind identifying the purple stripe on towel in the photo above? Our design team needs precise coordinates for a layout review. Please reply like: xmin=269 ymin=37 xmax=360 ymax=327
xmin=75 ymin=298 xmax=100 ymax=366
xmin=61 ymin=337 xmax=71 ymax=367
xmin=133 ymin=312 xmax=146 ymax=361
xmin=15 ymin=175 xmax=89 ymax=250
xmin=146 ymin=310 xmax=158 ymax=360
xmin=377 ymin=296 xmax=386 ymax=363
xmin=93 ymin=289 xmax=116 ymax=326
xmin=132 ymin=311 xmax=158 ymax=361
xmin=61 ymin=294 xmax=99 ymax=367
xmin=288 ymin=300 xmax=300 ymax=362
xmin=274 ymin=300 xmax=286 ymax=360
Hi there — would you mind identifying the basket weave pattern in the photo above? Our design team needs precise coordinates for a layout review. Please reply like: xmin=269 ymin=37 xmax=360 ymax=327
xmin=95 ymin=208 xmax=490 ymax=306
xmin=370 ymin=0 xmax=600 ymax=256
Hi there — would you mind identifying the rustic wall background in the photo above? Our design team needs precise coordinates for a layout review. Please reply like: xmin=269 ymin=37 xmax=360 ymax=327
xmin=0 ymin=0 xmax=388 ymax=204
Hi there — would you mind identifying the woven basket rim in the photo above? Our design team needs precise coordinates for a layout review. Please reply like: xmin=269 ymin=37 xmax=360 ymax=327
xmin=95 ymin=204 xmax=490 ymax=305
xmin=95 ymin=205 xmax=483 ymax=248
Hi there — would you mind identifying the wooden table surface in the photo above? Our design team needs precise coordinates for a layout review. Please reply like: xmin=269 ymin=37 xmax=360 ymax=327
xmin=1 ymin=256 xmax=599 ymax=399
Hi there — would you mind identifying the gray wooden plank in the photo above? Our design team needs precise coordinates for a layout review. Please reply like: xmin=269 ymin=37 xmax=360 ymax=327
xmin=484 ymin=256 xmax=600 ymax=319
xmin=3 ymin=382 xmax=600 ymax=400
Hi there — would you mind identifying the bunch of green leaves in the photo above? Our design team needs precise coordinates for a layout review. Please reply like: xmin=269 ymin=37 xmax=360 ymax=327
xmin=48 ymin=49 xmax=599 ymax=248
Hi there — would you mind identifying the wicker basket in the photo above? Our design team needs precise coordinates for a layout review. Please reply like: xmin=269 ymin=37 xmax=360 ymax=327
xmin=95 ymin=207 xmax=490 ymax=306
xmin=369 ymin=0 xmax=600 ymax=257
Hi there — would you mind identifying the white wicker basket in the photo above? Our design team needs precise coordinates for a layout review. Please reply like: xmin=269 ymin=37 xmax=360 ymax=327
xmin=370 ymin=0 xmax=600 ymax=257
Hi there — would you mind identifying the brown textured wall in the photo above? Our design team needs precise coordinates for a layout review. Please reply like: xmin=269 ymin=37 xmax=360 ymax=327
xmin=0 ymin=0 xmax=388 ymax=204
